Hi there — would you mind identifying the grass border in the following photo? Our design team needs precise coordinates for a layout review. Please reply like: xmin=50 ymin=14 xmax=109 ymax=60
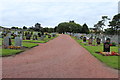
xmin=71 ymin=35 xmax=119 ymax=70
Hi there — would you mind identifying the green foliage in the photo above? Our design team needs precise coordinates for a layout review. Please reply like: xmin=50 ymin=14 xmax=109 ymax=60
xmin=94 ymin=16 xmax=110 ymax=34
xmin=109 ymin=13 xmax=120 ymax=34
xmin=42 ymin=27 xmax=49 ymax=32
xmin=104 ymin=28 xmax=116 ymax=35
xmin=1 ymin=49 xmax=23 ymax=57
xmin=23 ymin=26 xmax=27 ymax=29
xmin=57 ymin=21 xmax=82 ymax=33
xmin=22 ymin=42 xmax=38 ymax=48
xmin=48 ymin=28 xmax=54 ymax=33
xmin=82 ymin=23 xmax=89 ymax=34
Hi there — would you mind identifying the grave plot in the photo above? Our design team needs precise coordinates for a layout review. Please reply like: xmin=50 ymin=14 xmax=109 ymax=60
xmin=1 ymin=31 xmax=58 ymax=57
xmin=71 ymin=34 xmax=119 ymax=69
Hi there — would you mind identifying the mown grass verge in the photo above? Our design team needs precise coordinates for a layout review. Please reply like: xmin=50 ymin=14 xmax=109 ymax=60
xmin=71 ymin=36 xmax=119 ymax=70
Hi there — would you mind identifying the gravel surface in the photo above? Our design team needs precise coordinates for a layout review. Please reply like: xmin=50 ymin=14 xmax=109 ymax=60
xmin=2 ymin=34 xmax=118 ymax=78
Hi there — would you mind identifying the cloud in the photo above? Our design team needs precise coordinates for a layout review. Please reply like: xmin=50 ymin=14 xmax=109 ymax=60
xmin=0 ymin=0 xmax=118 ymax=28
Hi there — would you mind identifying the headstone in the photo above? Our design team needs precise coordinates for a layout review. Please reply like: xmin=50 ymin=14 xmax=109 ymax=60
xmin=0 ymin=32 xmax=2 ymax=38
xmin=8 ymin=33 xmax=11 ymax=38
xmin=106 ymin=38 xmax=111 ymax=43
xmin=102 ymin=35 xmax=105 ymax=43
xmin=26 ymin=32 xmax=31 ymax=40
xmin=96 ymin=38 xmax=101 ymax=45
xmin=51 ymin=33 xmax=56 ymax=37
xmin=20 ymin=34 xmax=23 ymax=40
xmin=83 ymin=37 xmax=86 ymax=42
xmin=15 ymin=35 xmax=22 ymax=46
xmin=88 ymin=37 xmax=93 ymax=45
xmin=33 ymin=33 xmax=38 ymax=40
xmin=41 ymin=32 xmax=44 ymax=35
xmin=40 ymin=35 xmax=44 ymax=40
xmin=48 ymin=34 xmax=51 ymax=38
xmin=14 ymin=31 xmax=18 ymax=35
xmin=103 ymin=38 xmax=110 ymax=52
xmin=38 ymin=33 xmax=41 ymax=37
xmin=3 ymin=34 xmax=10 ymax=48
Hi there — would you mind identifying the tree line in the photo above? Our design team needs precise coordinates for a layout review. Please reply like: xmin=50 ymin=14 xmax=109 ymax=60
xmin=94 ymin=13 xmax=120 ymax=35
xmin=56 ymin=21 xmax=89 ymax=34
xmin=10 ymin=21 xmax=89 ymax=34
xmin=2 ymin=13 xmax=119 ymax=35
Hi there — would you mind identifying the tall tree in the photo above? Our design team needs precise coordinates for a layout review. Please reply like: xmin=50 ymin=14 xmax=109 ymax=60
xmin=34 ymin=23 xmax=42 ymax=31
xmin=23 ymin=26 xmax=27 ymax=29
xmin=57 ymin=21 xmax=82 ymax=33
xmin=82 ymin=23 xmax=89 ymax=34
xmin=109 ymin=13 xmax=120 ymax=34
xmin=94 ymin=16 xmax=110 ymax=34
xmin=54 ymin=26 xmax=58 ymax=32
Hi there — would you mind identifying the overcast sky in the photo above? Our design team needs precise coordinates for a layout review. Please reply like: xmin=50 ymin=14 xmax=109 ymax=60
xmin=0 ymin=0 xmax=119 ymax=28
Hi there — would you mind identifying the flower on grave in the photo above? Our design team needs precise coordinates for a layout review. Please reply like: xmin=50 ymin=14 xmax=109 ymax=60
xmin=8 ymin=46 xmax=14 ymax=49
xmin=17 ymin=46 xmax=21 ymax=49
xmin=7 ymin=46 xmax=21 ymax=49
xmin=109 ymin=44 xmax=112 ymax=46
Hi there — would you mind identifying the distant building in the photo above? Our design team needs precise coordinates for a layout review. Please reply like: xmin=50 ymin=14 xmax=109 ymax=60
xmin=89 ymin=28 xmax=96 ymax=33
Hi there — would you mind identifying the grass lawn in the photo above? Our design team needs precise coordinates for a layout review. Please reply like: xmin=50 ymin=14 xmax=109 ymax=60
xmin=72 ymin=36 xmax=119 ymax=70
xmin=1 ymin=49 xmax=23 ymax=57
xmin=23 ymin=40 xmax=46 ymax=43
xmin=0 ymin=42 xmax=38 ymax=57
xmin=22 ymin=42 xmax=38 ymax=48
xmin=1 ymin=34 xmax=58 ymax=57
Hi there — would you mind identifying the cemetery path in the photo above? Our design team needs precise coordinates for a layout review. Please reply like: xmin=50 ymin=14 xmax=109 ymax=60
xmin=2 ymin=34 xmax=118 ymax=78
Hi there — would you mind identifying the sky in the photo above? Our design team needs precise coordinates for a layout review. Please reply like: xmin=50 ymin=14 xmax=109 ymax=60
xmin=0 ymin=0 xmax=119 ymax=28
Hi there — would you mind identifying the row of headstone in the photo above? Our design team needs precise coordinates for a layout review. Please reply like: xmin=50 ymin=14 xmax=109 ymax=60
xmin=3 ymin=34 xmax=22 ymax=48
xmin=68 ymin=33 xmax=119 ymax=52
xmin=1 ymin=31 xmax=45 ymax=40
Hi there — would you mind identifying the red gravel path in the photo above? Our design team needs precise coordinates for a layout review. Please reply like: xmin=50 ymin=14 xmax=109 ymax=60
xmin=2 ymin=34 xmax=118 ymax=78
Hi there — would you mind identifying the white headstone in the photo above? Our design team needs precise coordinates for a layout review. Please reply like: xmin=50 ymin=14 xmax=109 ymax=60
xmin=15 ymin=36 xmax=22 ymax=46
xmin=3 ymin=35 xmax=9 ymax=47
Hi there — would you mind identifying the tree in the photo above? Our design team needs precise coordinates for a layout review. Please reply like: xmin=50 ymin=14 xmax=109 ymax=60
xmin=48 ymin=28 xmax=54 ymax=33
xmin=94 ymin=24 xmax=101 ymax=34
xmin=82 ymin=23 xmax=89 ymax=34
xmin=23 ymin=26 xmax=27 ymax=29
xmin=109 ymin=13 xmax=120 ymax=34
xmin=54 ymin=26 xmax=57 ymax=32
xmin=11 ymin=27 xmax=16 ymax=29
xmin=57 ymin=22 xmax=69 ymax=33
xmin=42 ymin=27 xmax=49 ymax=32
xmin=104 ymin=28 xmax=115 ymax=35
xmin=101 ymin=16 xmax=110 ymax=30
xmin=34 ymin=23 xmax=42 ymax=31
xmin=56 ymin=21 xmax=82 ymax=34
xmin=11 ymin=27 xmax=19 ymax=30
xmin=94 ymin=16 xmax=110 ymax=34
